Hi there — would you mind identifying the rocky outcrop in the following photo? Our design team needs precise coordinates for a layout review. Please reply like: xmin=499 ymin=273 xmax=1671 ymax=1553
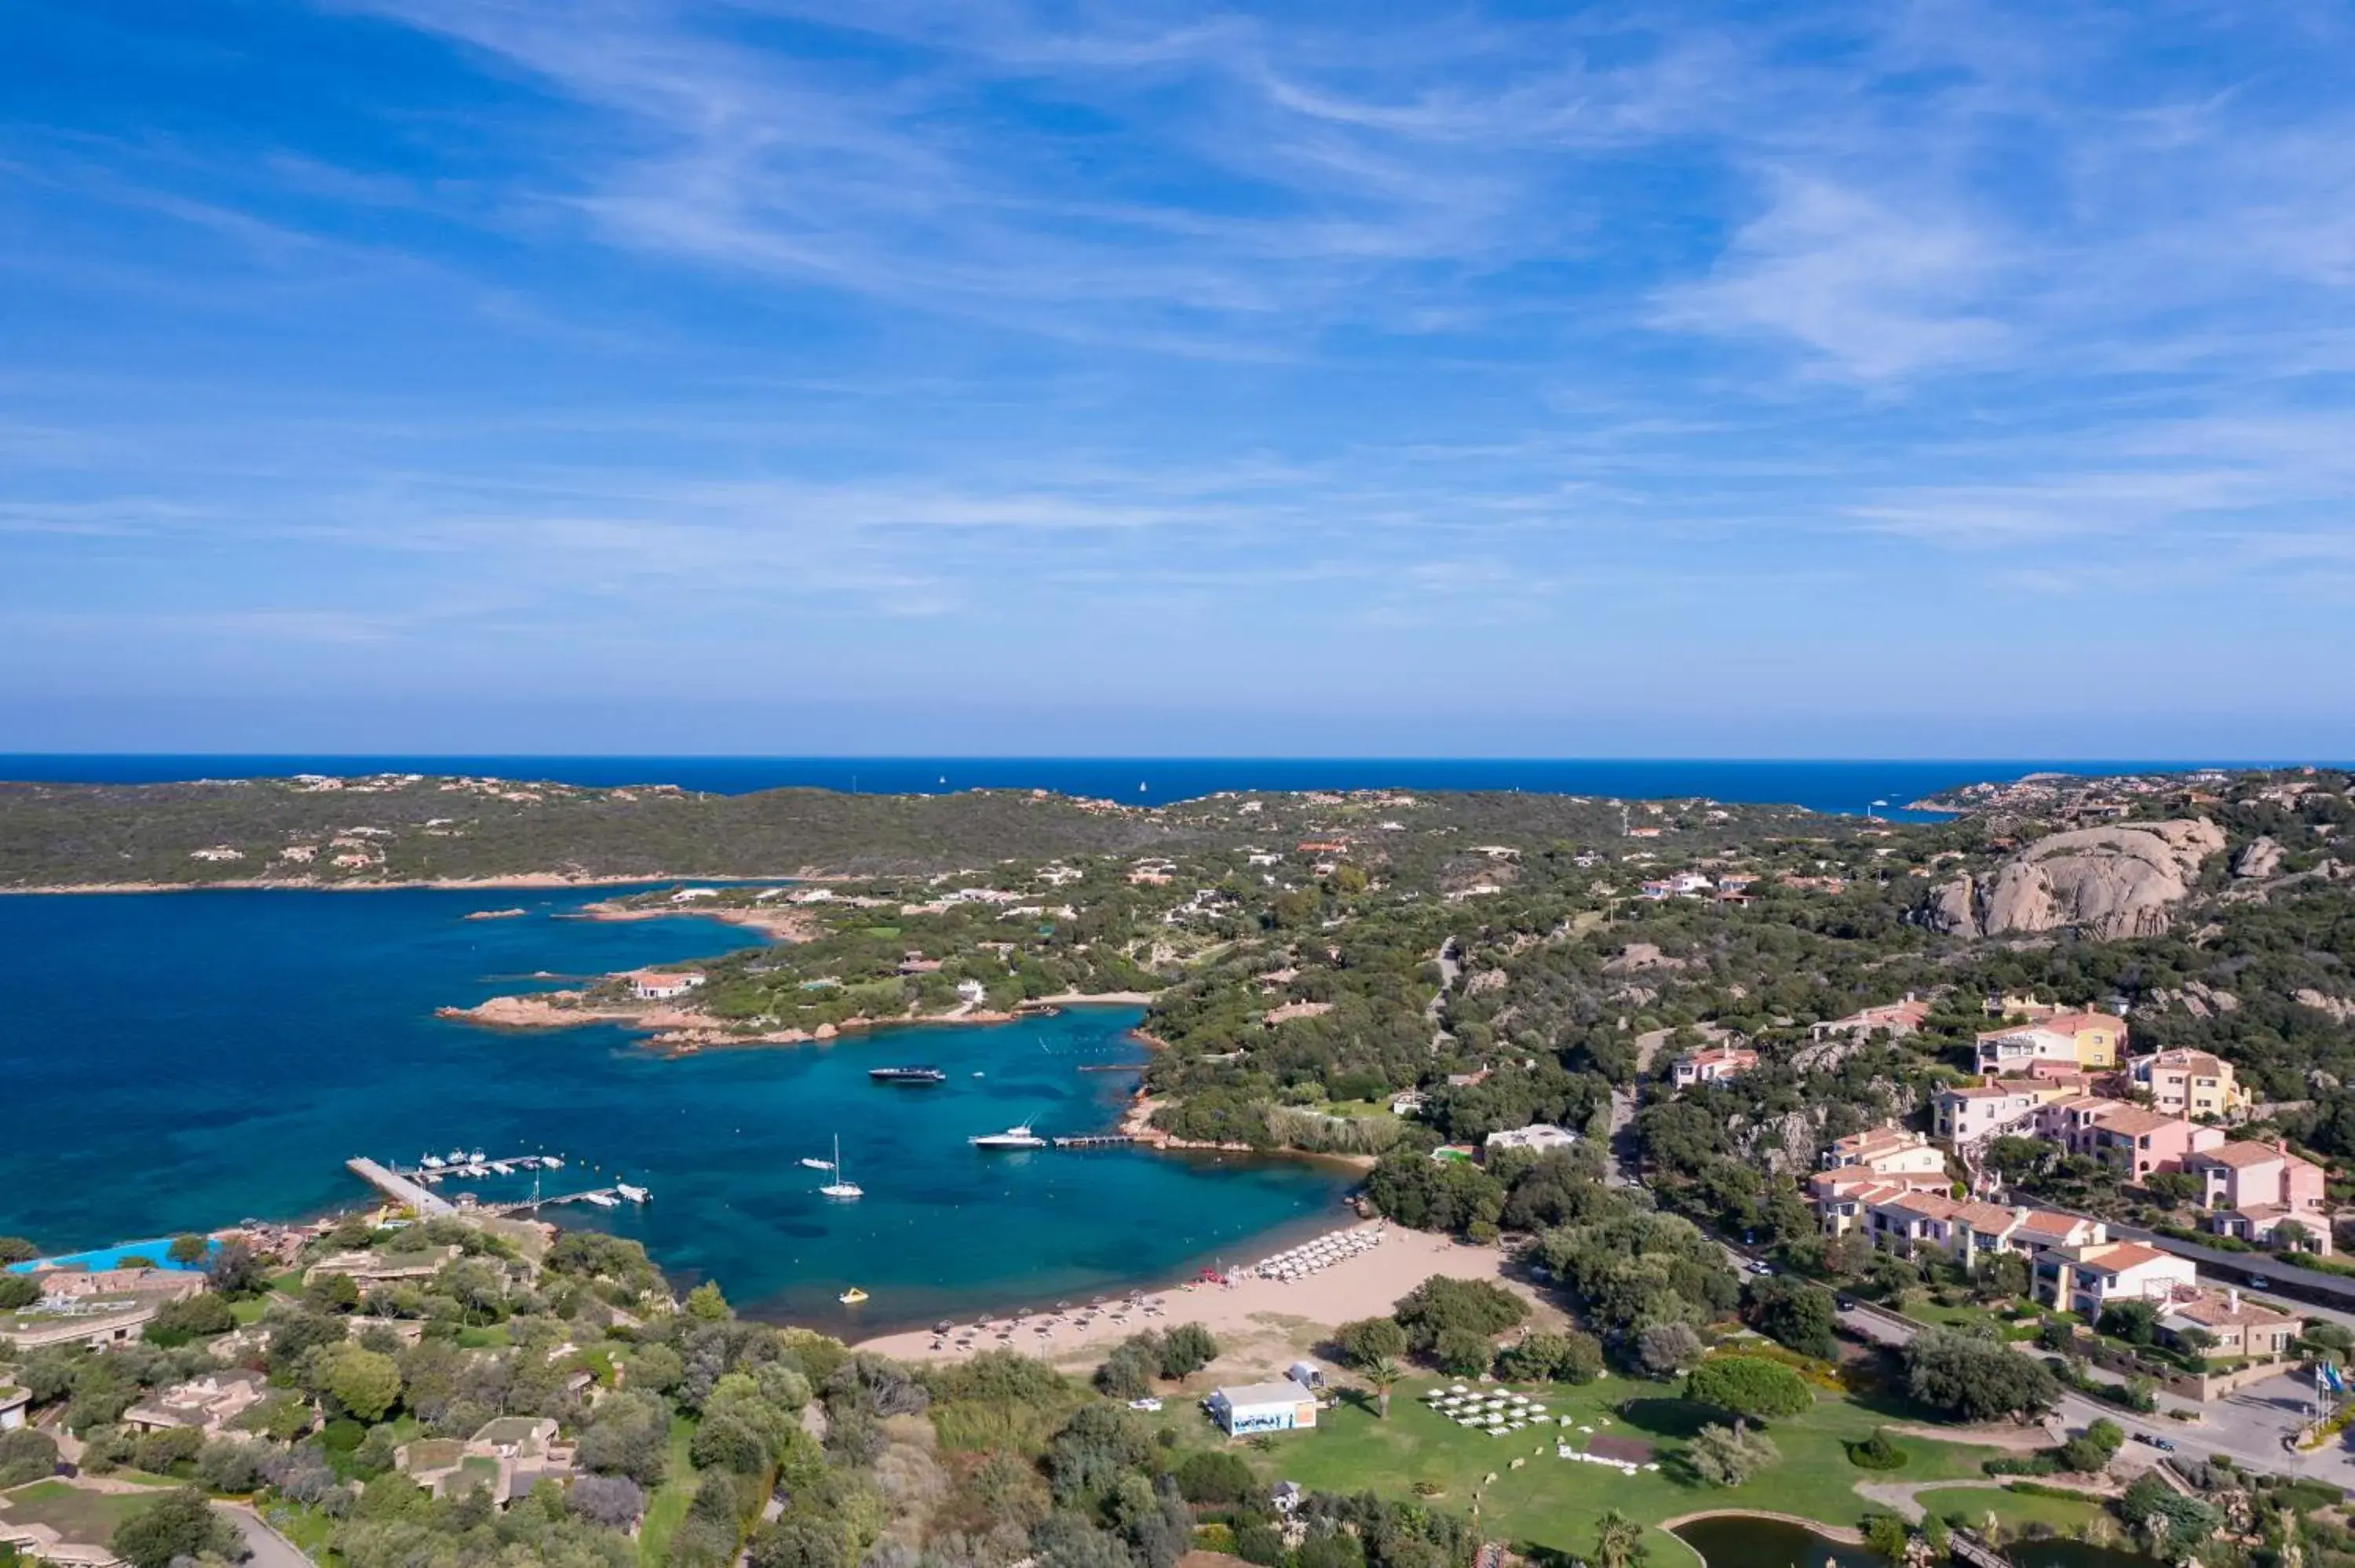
xmin=2233 ymin=837 xmax=2284 ymax=878
xmin=2296 ymin=989 xmax=2355 ymax=1025
xmin=2143 ymin=980 xmax=2240 ymax=1018
xmin=1922 ymin=819 xmax=2225 ymax=939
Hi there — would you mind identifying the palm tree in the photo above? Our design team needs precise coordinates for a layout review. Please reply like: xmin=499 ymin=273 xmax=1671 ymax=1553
xmin=1593 ymin=1510 xmax=1646 ymax=1568
xmin=1369 ymin=1358 xmax=1401 ymax=1418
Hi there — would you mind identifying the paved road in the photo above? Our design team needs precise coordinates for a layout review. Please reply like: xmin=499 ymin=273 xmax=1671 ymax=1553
xmin=222 ymin=1504 xmax=315 ymax=1568
xmin=1427 ymin=937 xmax=1461 ymax=1052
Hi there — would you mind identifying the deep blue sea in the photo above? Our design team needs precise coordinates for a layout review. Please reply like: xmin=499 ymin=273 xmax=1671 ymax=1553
xmin=0 ymin=754 xmax=2268 ymax=819
xmin=0 ymin=888 xmax=1350 ymax=1329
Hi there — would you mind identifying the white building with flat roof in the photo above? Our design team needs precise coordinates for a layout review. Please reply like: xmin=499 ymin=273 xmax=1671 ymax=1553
xmin=1206 ymin=1377 xmax=1319 ymax=1435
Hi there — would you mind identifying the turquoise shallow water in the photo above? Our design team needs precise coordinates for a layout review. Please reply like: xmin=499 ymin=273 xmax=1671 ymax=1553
xmin=0 ymin=888 xmax=1352 ymax=1326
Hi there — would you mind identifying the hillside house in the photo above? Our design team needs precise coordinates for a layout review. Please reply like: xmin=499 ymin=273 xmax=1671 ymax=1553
xmin=2130 ymin=1048 xmax=2247 ymax=1120
xmin=1671 ymin=1046 xmax=1758 ymax=1089
xmin=2034 ymin=1242 xmax=2198 ymax=1318
xmin=630 ymin=970 xmax=705 ymax=1001
xmin=123 ymin=1371 xmax=268 ymax=1436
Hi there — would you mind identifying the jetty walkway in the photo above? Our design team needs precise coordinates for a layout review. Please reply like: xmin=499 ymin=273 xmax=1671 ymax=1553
xmin=345 ymin=1158 xmax=454 ymax=1216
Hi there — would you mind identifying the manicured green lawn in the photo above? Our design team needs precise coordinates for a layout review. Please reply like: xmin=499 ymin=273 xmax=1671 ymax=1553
xmin=637 ymin=1416 xmax=699 ymax=1568
xmin=0 ymin=1480 xmax=152 ymax=1545
xmin=1916 ymin=1486 xmax=2109 ymax=1533
xmin=264 ymin=1498 xmax=344 ymax=1565
xmin=1258 ymin=1375 xmax=2003 ymax=1565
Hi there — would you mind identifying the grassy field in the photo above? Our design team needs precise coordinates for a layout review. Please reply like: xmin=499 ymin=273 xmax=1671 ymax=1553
xmin=0 ymin=1480 xmax=152 ymax=1546
xmin=1259 ymin=1375 xmax=2003 ymax=1566
xmin=1915 ymin=1486 xmax=2111 ymax=1534
xmin=637 ymin=1415 xmax=699 ymax=1568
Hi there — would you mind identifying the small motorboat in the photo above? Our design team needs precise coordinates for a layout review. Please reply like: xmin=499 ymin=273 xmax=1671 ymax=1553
xmin=799 ymin=1157 xmax=836 ymax=1171
xmin=839 ymin=1287 xmax=869 ymax=1305
xmin=420 ymin=1154 xmax=446 ymax=1170
xmin=615 ymin=1183 xmax=650 ymax=1203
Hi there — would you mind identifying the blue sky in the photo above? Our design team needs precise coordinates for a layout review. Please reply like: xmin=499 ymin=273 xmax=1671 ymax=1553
xmin=5 ymin=1 xmax=2353 ymax=757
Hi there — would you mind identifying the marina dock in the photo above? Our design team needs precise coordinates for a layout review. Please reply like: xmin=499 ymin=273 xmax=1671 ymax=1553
xmin=346 ymin=1157 xmax=455 ymax=1216
xmin=1050 ymin=1134 xmax=1137 ymax=1149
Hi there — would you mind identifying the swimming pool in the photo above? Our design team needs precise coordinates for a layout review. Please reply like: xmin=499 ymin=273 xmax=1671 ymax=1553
xmin=5 ymin=1236 xmax=217 ymax=1274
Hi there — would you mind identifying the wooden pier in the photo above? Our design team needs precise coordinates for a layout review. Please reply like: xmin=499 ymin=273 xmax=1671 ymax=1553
xmin=1050 ymin=1134 xmax=1138 ymax=1149
xmin=484 ymin=1187 xmax=626 ymax=1216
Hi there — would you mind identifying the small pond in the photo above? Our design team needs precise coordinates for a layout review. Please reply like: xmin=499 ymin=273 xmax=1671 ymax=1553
xmin=1670 ymin=1517 xmax=2152 ymax=1568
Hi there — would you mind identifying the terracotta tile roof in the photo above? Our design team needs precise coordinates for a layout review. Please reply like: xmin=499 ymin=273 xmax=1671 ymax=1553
xmin=2046 ymin=1010 xmax=2127 ymax=1033
xmin=2192 ymin=1142 xmax=2286 ymax=1169
xmin=2088 ymin=1106 xmax=2182 ymax=1136
xmin=2077 ymin=1242 xmax=2174 ymax=1274
xmin=2013 ymin=1209 xmax=2088 ymax=1238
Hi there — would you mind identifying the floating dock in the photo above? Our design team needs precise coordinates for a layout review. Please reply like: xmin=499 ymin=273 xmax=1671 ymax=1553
xmin=1050 ymin=1134 xmax=1137 ymax=1149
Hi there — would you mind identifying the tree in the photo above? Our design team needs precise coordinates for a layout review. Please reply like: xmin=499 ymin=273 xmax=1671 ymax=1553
xmin=110 ymin=1487 xmax=239 ymax=1568
xmin=1864 ymin=1514 xmax=1911 ymax=1564
xmin=166 ymin=1234 xmax=210 ymax=1267
xmin=0 ymin=1430 xmax=60 ymax=1489
xmin=2098 ymin=1300 xmax=2159 ymax=1346
xmin=1635 ymin=1322 xmax=1705 ymax=1377
xmin=143 ymin=1292 xmax=234 ymax=1346
xmin=2060 ymin=1417 xmax=2125 ymax=1475
xmin=1367 ymin=1358 xmax=1402 ymax=1418
xmin=1684 ymin=1356 xmax=1813 ymax=1423
xmin=1686 ymin=1422 xmax=1780 ymax=1486
xmin=305 ymin=1272 xmax=363 ymax=1315
xmin=2274 ymin=1219 xmax=2316 ymax=1253
xmin=1392 ymin=1274 xmax=1528 ymax=1353
xmin=1334 ymin=1316 xmax=1409 ymax=1369
xmin=1591 ymin=1510 xmax=1646 ymax=1568
xmin=748 ymin=1515 xmax=852 ymax=1568
xmin=323 ymin=1345 xmax=403 ymax=1424
xmin=1495 ymin=1330 xmax=1603 ymax=1385
xmin=685 ymin=1281 xmax=732 ymax=1322
xmin=204 ymin=1238 xmax=267 ymax=1299
xmin=1094 ymin=1340 xmax=1159 ymax=1402
xmin=1432 ymin=1327 xmax=1496 ymax=1377
xmin=1159 ymin=1322 xmax=1218 ymax=1380
xmin=1744 ymin=1277 xmax=1838 ymax=1360
xmin=568 ymin=1472 xmax=648 ymax=1528
xmin=578 ymin=1389 xmax=672 ymax=1486
xmin=1904 ymin=1328 xmax=2059 ymax=1422
xmin=0 ymin=1276 xmax=37 ymax=1312
xmin=1174 ymin=1449 xmax=1256 ymax=1504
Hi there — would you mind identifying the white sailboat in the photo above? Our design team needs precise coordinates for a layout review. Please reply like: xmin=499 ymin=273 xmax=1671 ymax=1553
xmin=819 ymin=1136 xmax=863 ymax=1199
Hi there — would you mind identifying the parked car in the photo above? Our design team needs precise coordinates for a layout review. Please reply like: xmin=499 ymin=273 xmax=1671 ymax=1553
xmin=1745 ymin=1260 xmax=1774 ymax=1276
xmin=2133 ymin=1433 xmax=2178 ymax=1451
xmin=2247 ymin=1276 xmax=2273 ymax=1291
xmin=1835 ymin=1296 xmax=1857 ymax=1311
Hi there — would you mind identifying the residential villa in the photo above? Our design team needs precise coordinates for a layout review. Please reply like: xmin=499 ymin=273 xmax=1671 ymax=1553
xmin=1855 ymin=1194 xmax=2106 ymax=1265
xmin=1482 ymin=1123 xmax=1579 ymax=1158
xmin=2054 ymin=1104 xmax=2227 ymax=1181
xmin=2158 ymin=1288 xmax=2302 ymax=1359
xmin=122 ymin=1371 xmax=268 ymax=1437
xmin=396 ymin=1416 xmax=574 ymax=1506
xmin=0 ymin=1385 xmax=28 ymax=1431
xmin=1825 ymin=1125 xmax=1949 ymax=1180
xmin=1933 ymin=1080 xmax=2064 ymax=1145
xmin=303 ymin=1245 xmax=459 ymax=1289
xmin=2130 ymin=1048 xmax=2247 ymax=1121
xmin=2185 ymin=1140 xmax=2332 ymax=1253
xmin=1670 ymin=1046 xmax=1759 ymax=1089
xmin=1975 ymin=1009 xmax=2128 ymax=1074
xmin=629 ymin=969 xmax=705 ymax=1001
xmin=0 ymin=1267 xmax=206 ymax=1352
xmin=1809 ymin=996 xmax=1931 ymax=1041
xmin=2033 ymin=1241 xmax=2200 ymax=1318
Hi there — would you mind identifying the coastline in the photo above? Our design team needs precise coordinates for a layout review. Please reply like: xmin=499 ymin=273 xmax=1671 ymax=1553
xmin=0 ymin=872 xmax=820 ymax=896
xmin=849 ymin=1223 xmax=1513 ymax=1365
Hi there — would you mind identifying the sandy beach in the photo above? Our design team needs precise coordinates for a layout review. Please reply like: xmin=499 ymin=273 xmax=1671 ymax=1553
xmin=856 ymin=1223 xmax=1535 ymax=1379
